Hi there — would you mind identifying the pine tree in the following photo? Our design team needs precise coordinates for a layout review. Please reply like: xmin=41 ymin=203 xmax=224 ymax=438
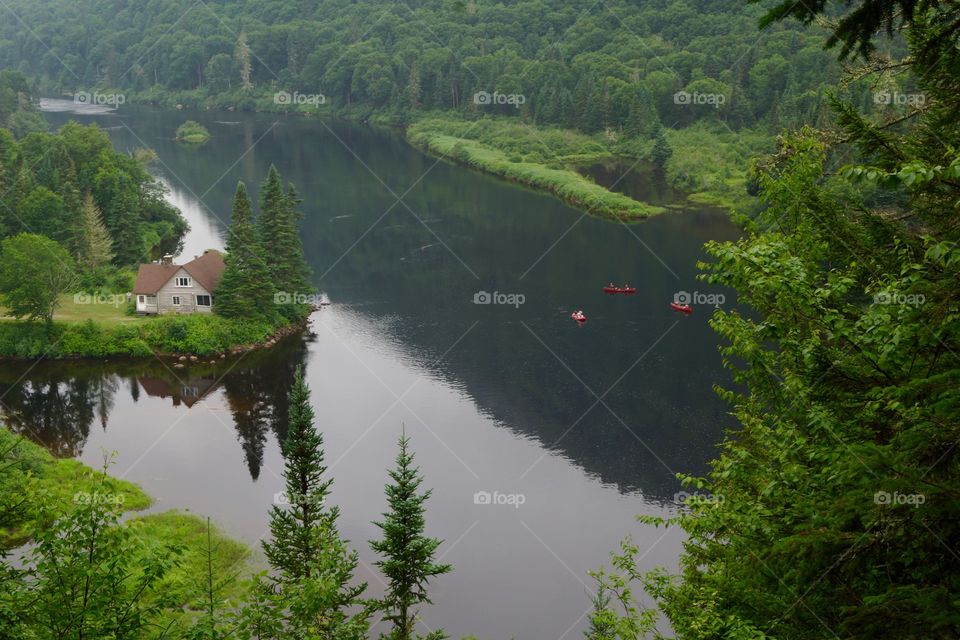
xmin=262 ymin=366 xmax=331 ymax=579
xmin=370 ymin=429 xmax=451 ymax=640
xmin=257 ymin=166 xmax=311 ymax=317
xmin=649 ymin=126 xmax=672 ymax=170
xmin=261 ymin=367 xmax=369 ymax=639
xmin=74 ymin=192 xmax=114 ymax=270
xmin=108 ymin=191 xmax=143 ymax=266
xmin=213 ymin=182 xmax=277 ymax=322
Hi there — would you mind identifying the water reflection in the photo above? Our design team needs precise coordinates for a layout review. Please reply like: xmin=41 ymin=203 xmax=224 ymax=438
xmin=0 ymin=334 xmax=308 ymax=480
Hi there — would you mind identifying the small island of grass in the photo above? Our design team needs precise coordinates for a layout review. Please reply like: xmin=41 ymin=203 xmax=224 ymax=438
xmin=175 ymin=120 xmax=210 ymax=144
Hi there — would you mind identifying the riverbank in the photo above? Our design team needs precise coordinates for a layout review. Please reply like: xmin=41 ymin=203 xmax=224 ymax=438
xmin=0 ymin=305 xmax=313 ymax=360
xmin=407 ymin=117 xmax=666 ymax=220
xmin=407 ymin=116 xmax=766 ymax=214
xmin=0 ymin=427 xmax=251 ymax=627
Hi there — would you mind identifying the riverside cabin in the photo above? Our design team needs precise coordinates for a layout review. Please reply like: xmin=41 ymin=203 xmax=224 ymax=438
xmin=133 ymin=250 xmax=225 ymax=315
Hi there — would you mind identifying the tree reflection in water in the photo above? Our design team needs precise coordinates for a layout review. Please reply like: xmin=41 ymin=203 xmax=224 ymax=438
xmin=0 ymin=333 xmax=309 ymax=480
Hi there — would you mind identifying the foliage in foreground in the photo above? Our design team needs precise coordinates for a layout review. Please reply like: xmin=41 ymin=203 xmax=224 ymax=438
xmin=371 ymin=430 xmax=452 ymax=640
xmin=0 ymin=368 xmax=451 ymax=639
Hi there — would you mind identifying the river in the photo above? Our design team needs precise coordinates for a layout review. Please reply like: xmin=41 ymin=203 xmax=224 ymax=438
xmin=11 ymin=99 xmax=740 ymax=639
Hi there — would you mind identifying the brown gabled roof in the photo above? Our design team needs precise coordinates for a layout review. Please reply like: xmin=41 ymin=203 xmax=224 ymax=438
xmin=182 ymin=250 xmax=226 ymax=293
xmin=132 ymin=263 xmax=179 ymax=294
xmin=133 ymin=250 xmax=226 ymax=295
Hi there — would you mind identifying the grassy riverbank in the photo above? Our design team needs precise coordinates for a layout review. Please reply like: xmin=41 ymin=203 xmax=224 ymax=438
xmin=1 ymin=427 xmax=251 ymax=625
xmin=408 ymin=117 xmax=666 ymax=220
xmin=662 ymin=122 xmax=770 ymax=210
xmin=408 ymin=116 xmax=765 ymax=215
xmin=0 ymin=295 xmax=306 ymax=359
xmin=0 ymin=427 xmax=150 ymax=547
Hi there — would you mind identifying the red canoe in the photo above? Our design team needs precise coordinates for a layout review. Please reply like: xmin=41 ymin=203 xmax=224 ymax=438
xmin=571 ymin=311 xmax=587 ymax=322
xmin=603 ymin=285 xmax=637 ymax=295
xmin=670 ymin=302 xmax=693 ymax=314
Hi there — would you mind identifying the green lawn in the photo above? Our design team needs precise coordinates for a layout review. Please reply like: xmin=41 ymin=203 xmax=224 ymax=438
xmin=0 ymin=293 xmax=147 ymax=326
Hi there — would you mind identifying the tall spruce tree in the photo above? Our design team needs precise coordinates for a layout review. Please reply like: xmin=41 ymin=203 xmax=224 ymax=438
xmin=214 ymin=181 xmax=277 ymax=322
xmin=74 ymin=192 xmax=114 ymax=270
xmin=370 ymin=430 xmax=451 ymax=640
xmin=263 ymin=365 xmax=332 ymax=579
xmin=257 ymin=166 xmax=311 ymax=317
xmin=261 ymin=367 xmax=368 ymax=639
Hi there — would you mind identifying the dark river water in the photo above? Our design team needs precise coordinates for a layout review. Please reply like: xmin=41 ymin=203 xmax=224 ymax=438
xmin=14 ymin=100 xmax=740 ymax=639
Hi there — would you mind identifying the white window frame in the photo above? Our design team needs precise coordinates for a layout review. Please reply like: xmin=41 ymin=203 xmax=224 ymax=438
xmin=196 ymin=294 xmax=211 ymax=307
xmin=175 ymin=276 xmax=192 ymax=287
xmin=137 ymin=295 xmax=145 ymax=304
xmin=172 ymin=295 xmax=181 ymax=306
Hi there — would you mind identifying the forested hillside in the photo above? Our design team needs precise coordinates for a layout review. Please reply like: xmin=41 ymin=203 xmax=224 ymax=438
xmin=0 ymin=0 xmax=857 ymax=133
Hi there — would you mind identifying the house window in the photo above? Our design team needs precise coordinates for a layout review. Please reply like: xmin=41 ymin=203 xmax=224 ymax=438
xmin=196 ymin=295 xmax=211 ymax=307
xmin=175 ymin=276 xmax=192 ymax=287
xmin=172 ymin=295 xmax=181 ymax=306
xmin=137 ymin=295 xmax=145 ymax=304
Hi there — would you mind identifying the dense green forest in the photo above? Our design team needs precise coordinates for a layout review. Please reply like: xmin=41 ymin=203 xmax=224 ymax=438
xmin=0 ymin=0 xmax=856 ymax=133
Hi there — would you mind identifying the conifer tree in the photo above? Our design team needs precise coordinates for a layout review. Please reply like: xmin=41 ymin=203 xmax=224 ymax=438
xmin=257 ymin=166 xmax=311 ymax=315
xmin=214 ymin=181 xmax=276 ymax=322
xmin=74 ymin=192 xmax=114 ymax=270
xmin=262 ymin=365 xmax=331 ymax=579
xmin=257 ymin=167 xmax=311 ymax=319
xmin=370 ymin=430 xmax=451 ymax=640
xmin=109 ymin=191 xmax=143 ymax=266
xmin=261 ymin=367 xmax=368 ymax=639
